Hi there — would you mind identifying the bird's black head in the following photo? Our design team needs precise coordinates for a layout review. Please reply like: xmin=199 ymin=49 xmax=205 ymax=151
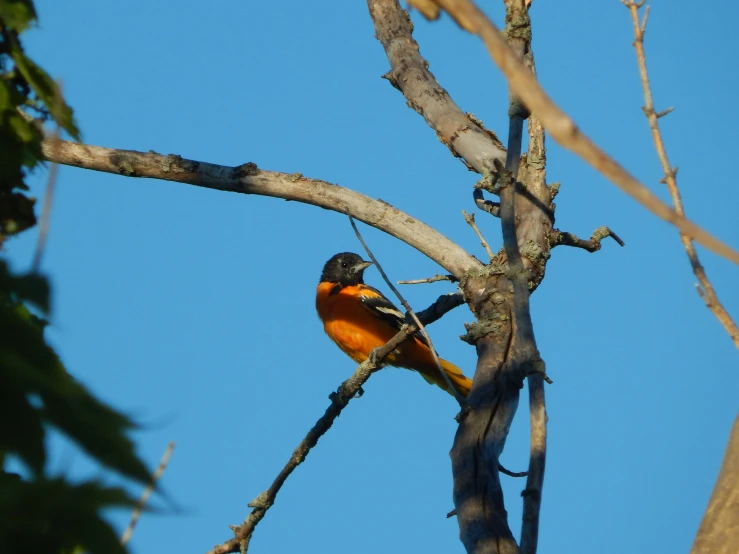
xmin=319 ymin=252 xmax=373 ymax=286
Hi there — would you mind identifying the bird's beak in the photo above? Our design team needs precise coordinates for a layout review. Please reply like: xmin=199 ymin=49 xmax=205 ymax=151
xmin=351 ymin=260 xmax=373 ymax=274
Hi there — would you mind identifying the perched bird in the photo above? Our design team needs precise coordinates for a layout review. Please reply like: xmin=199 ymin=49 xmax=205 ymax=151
xmin=315 ymin=252 xmax=472 ymax=397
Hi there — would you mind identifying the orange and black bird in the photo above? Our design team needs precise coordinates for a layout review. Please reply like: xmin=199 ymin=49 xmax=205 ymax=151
xmin=316 ymin=252 xmax=472 ymax=397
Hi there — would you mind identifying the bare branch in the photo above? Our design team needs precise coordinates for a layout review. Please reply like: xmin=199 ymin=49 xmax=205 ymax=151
xmin=462 ymin=210 xmax=495 ymax=260
xmin=411 ymin=0 xmax=739 ymax=265
xmin=40 ymin=138 xmax=481 ymax=280
xmin=397 ymin=274 xmax=457 ymax=285
xmin=32 ymin=81 xmax=65 ymax=272
xmin=367 ymin=0 xmax=507 ymax=174
xmin=550 ymin=226 xmax=625 ymax=252
xmin=120 ymin=441 xmax=175 ymax=546
xmin=691 ymin=414 xmax=739 ymax=554
xmin=498 ymin=5 xmax=547 ymax=552
xmin=208 ymin=293 xmax=464 ymax=554
xmin=621 ymin=1 xmax=739 ymax=351
xmin=473 ymin=188 xmax=502 ymax=217
xmin=349 ymin=217 xmax=466 ymax=405
xmin=499 ymin=464 xmax=528 ymax=478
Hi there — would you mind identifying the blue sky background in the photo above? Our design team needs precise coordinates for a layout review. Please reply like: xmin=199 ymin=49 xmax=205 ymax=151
xmin=7 ymin=1 xmax=738 ymax=552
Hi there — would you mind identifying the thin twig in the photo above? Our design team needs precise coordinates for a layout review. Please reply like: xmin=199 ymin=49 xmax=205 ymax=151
xmin=349 ymin=216 xmax=467 ymax=406
xmin=499 ymin=464 xmax=528 ymax=478
xmin=622 ymin=0 xmax=739 ymax=351
xmin=31 ymin=80 xmax=65 ymax=272
xmin=120 ymin=441 xmax=175 ymax=546
xmin=208 ymin=293 xmax=464 ymax=554
xmin=473 ymin=188 xmax=501 ymax=218
xmin=551 ymin=226 xmax=625 ymax=252
xmin=462 ymin=210 xmax=495 ymax=261
xmin=407 ymin=0 xmax=739 ymax=265
xmin=397 ymin=274 xmax=457 ymax=285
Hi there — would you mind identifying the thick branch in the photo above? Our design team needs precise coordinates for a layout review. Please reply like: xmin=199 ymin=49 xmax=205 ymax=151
xmin=691 ymin=414 xmax=739 ymax=554
xmin=497 ymin=5 xmax=548 ymax=553
xmin=367 ymin=0 xmax=507 ymax=174
xmin=621 ymin=1 xmax=739 ymax=351
xmin=207 ymin=292 xmax=464 ymax=554
xmin=416 ymin=0 xmax=739 ymax=265
xmin=40 ymin=138 xmax=481 ymax=280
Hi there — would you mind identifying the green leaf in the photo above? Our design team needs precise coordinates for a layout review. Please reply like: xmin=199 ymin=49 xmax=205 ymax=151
xmin=42 ymin=385 xmax=152 ymax=484
xmin=0 ymin=381 xmax=45 ymax=474
xmin=0 ymin=263 xmax=150 ymax=484
xmin=0 ymin=261 xmax=50 ymax=312
xmin=0 ymin=476 xmax=137 ymax=554
xmin=10 ymin=52 xmax=80 ymax=140
xmin=0 ymin=0 xmax=37 ymax=33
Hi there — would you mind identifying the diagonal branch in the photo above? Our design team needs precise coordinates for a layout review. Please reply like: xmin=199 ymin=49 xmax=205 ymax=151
xmin=367 ymin=0 xmax=507 ymax=174
xmin=462 ymin=210 xmax=495 ymax=261
xmin=121 ymin=441 xmax=175 ymax=546
xmin=349 ymin=217 xmax=466 ymax=405
xmin=621 ymin=0 xmax=739 ymax=351
xmin=410 ymin=0 xmax=739 ymax=265
xmin=207 ymin=292 xmax=464 ymax=554
xmin=39 ymin=138 xmax=481 ymax=280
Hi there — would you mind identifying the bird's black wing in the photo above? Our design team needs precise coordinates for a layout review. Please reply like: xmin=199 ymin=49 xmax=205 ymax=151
xmin=357 ymin=285 xmax=430 ymax=346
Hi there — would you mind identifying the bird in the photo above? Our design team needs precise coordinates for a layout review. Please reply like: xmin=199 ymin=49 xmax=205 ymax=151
xmin=315 ymin=252 xmax=472 ymax=397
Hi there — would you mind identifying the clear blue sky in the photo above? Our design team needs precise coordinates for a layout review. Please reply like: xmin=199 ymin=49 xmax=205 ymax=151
xmin=9 ymin=1 xmax=738 ymax=552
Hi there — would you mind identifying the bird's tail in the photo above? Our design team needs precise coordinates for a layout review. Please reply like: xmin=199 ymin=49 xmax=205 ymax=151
xmin=419 ymin=358 xmax=472 ymax=397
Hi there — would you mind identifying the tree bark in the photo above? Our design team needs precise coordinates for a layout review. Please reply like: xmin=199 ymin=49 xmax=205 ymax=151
xmin=691 ymin=415 xmax=739 ymax=554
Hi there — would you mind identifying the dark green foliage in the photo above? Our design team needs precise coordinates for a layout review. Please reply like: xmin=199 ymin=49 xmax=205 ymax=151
xmin=1 ymin=4 xmax=153 ymax=553
xmin=0 ymin=261 xmax=151 ymax=484
xmin=0 ymin=474 xmax=138 ymax=554
xmin=0 ymin=0 xmax=79 ymax=244
xmin=0 ymin=265 xmax=152 ymax=554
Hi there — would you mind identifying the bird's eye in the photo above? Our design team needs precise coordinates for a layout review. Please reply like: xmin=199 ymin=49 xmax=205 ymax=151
xmin=341 ymin=262 xmax=349 ymax=268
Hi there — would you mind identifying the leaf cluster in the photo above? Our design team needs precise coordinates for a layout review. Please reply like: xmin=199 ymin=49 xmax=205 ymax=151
xmin=1 ymin=4 xmax=153 ymax=553
xmin=0 ymin=261 xmax=152 ymax=554
xmin=0 ymin=0 xmax=79 ymax=245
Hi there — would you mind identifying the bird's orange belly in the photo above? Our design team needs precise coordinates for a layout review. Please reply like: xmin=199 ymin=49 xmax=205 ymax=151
xmin=323 ymin=317 xmax=397 ymax=363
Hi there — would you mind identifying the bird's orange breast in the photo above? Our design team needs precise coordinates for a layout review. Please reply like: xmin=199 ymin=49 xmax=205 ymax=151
xmin=316 ymin=282 xmax=398 ymax=363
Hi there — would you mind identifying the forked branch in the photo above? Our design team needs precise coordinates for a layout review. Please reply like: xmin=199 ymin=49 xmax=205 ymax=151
xmin=408 ymin=0 xmax=739 ymax=265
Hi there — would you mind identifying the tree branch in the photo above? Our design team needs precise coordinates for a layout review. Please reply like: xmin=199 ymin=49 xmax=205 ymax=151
xmin=368 ymin=1 xmax=553 ymax=552
xmin=39 ymin=138 xmax=481 ymax=280
xmin=473 ymin=188 xmax=502 ymax=218
xmin=207 ymin=293 xmax=464 ymax=554
xmin=410 ymin=0 xmax=739 ymax=265
xmin=497 ymin=4 xmax=546 ymax=553
xmin=550 ymin=227 xmax=625 ymax=252
xmin=621 ymin=0 xmax=739 ymax=351
xmin=120 ymin=441 xmax=175 ymax=546
xmin=691 ymin=414 xmax=739 ymax=554
xmin=397 ymin=274 xmax=457 ymax=285
xmin=367 ymin=0 xmax=507 ymax=174
xmin=462 ymin=210 xmax=495 ymax=261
